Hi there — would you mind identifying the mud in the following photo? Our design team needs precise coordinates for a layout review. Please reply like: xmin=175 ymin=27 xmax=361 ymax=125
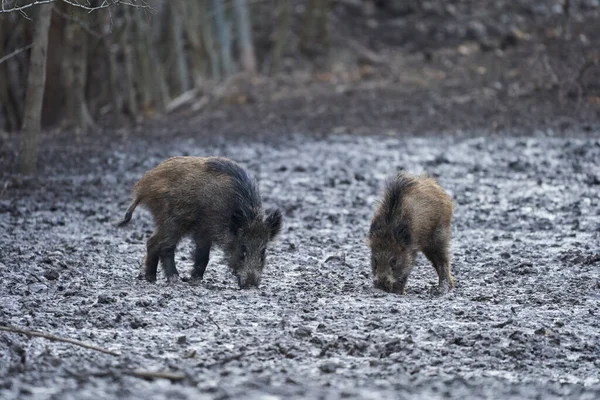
xmin=1 ymin=132 xmax=600 ymax=399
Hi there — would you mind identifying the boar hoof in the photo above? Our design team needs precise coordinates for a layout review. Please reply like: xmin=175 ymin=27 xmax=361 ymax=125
xmin=166 ymin=274 xmax=180 ymax=284
xmin=145 ymin=273 xmax=157 ymax=283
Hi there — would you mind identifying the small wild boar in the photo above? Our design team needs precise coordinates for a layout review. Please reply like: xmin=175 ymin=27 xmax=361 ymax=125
xmin=117 ymin=156 xmax=282 ymax=289
xmin=367 ymin=171 xmax=454 ymax=294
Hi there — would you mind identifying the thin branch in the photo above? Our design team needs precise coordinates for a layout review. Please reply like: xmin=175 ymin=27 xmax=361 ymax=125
xmin=0 ymin=325 xmax=121 ymax=356
xmin=125 ymin=369 xmax=187 ymax=381
xmin=0 ymin=43 xmax=32 ymax=65
xmin=0 ymin=0 xmax=54 ymax=14
xmin=67 ymin=368 xmax=187 ymax=382
xmin=207 ymin=314 xmax=221 ymax=330
xmin=0 ymin=0 xmax=151 ymax=15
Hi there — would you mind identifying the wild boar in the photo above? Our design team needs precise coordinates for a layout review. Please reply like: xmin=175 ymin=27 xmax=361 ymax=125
xmin=367 ymin=171 xmax=454 ymax=294
xmin=117 ymin=156 xmax=282 ymax=289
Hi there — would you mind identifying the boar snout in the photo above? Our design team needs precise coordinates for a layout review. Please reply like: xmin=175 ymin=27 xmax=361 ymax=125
xmin=237 ymin=271 xmax=261 ymax=289
xmin=373 ymin=274 xmax=406 ymax=295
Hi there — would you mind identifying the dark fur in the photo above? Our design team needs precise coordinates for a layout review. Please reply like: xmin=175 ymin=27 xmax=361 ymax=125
xmin=117 ymin=156 xmax=282 ymax=289
xmin=368 ymin=171 xmax=454 ymax=294
xmin=203 ymin=158 xmax=262 ymax=221
xmin=369 ymin=176 xmax=416 ymax=244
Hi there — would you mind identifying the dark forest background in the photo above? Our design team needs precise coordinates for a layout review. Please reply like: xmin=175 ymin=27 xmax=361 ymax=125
xmin=0 ymin=0 xmax=599 ymax=174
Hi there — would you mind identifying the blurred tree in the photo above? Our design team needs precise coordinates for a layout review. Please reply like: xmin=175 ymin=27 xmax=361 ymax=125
xmin=201 ymin=0 xmax=221 ymax=80
xmin=272 ymin=0 xmax=291 ymax=75
xmin=0 ymin=16 xmax=23 ymax=131
xmin=18 ymin=3 xmax=53 ymax=174
xmin=98 ymin=9 xmax=124 ymax=124
xmin=234 ymin=0 xmax=256 ymax=75
xmin=171 ymin=0 xmax=191 ymax=93
xmin=120 ymin=7 xmax=139 ymax=120
xmin=183 ymin=0 xmax=207 ymax=86
xmin=213 ymin=0 xmax=234 ymax=77
xmin=300 ymin=0 xmax=330 ymax=56
xmin=61 ymin=6 xmax=96 ymax=134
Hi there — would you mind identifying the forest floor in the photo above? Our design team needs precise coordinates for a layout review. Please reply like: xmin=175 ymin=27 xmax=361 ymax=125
xmin=1 ymin=129 xmax=599 ymax=400
xmin=1 ymin=1 xmax=600 ymax=399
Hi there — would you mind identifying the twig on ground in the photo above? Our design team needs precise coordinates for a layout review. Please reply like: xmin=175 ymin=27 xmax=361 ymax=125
xmin=29 ymin=273 xmax=48 ymax=286
xmin=66 ymin=368 xmax=186 ymax=382
xmin=124 ymin=369 xmax=186 ymax=381
xmin=0 ymin=325 xmax=120 ymax=356
xmin=207 ymin=314 xmax=221 ymax=330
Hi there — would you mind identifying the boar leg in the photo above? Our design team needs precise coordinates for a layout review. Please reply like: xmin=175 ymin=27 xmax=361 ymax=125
xmin=424 ymin=227 xmax=455 ymax=290
xmin=160 ymin=246 xmax=179 ymax=283
xmin=146 ymin=226 xmax=181 ymax=283
xmin=145 ymin=234 xmax=161 ymax=282
xmin=423 ymin=246 xmax=454 ymax=290
xmin=191 ymin=236 xmax=212 ymax=281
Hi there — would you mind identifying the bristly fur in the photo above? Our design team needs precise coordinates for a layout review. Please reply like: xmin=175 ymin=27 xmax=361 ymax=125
xmin=381 ymin=171 xmax=417 ymax=223
xmin=204 ymin=157 xmax=262 ymax=220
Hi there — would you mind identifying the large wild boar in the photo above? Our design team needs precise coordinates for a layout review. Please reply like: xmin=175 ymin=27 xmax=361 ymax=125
xmin=117 ymin=156 xmax=282 ymax=289
xmin=367 ymin=171 xmax=454 ymax=294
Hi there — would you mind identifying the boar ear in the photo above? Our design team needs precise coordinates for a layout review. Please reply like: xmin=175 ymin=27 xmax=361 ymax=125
xmin=394 ymin=223 xmax=411 ymax=245
xmin=265 ymin=209 xmax=282 ymax=240
xmin=230 ymin=209 xmax=246 ymax=235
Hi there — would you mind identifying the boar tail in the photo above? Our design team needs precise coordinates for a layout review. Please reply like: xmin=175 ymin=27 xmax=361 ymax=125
xmin=117 ymin=197 xmax=140 ymax=227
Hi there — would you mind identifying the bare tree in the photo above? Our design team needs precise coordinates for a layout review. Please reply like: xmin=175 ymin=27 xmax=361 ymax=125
xmin=234 ymin=0 xmax=256 ymax=75
xmin=201 ymin=0 xmax=220 ymax=80
xmin=300 ymin=0 xmax=330 ymax=55
xmin=213 ymin=0 xmax=233 ymax=77
xmin=61 ymin=6 xmax=96 ymax=134
xmin=17 ymin=3 xmax=53 ymax=175
xmin=182 ymin=0 xmax=206 ymax=85
xmin=98 ymin=9 xmax=124 ymax=124
xmin=271 ymin=0 xmax=290 ymax=75
xmin=120 ymin=7 xmax=139 ymax=119
xmin=0 ymin=16 xmax=24 ymax=131
xmin=171 ymin=0 xmax=191 ymax=93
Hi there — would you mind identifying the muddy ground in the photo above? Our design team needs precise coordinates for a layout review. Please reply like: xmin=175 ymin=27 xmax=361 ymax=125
xmin=1 ymin=129 xmax=599 ymax=399
xmin=1 ymin=1 xmax=600 ymax=398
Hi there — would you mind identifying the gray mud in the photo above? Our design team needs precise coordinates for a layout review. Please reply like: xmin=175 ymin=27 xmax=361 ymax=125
xmin=1 ymin=133 xmax=600 ymax=399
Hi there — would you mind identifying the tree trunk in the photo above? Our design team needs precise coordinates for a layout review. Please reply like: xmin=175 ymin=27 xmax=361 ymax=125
xmin=213 ymin=0 xmax=233 ymax=77
xmin=183 ymin=0 xmax=206 ymax=86
xmin=316 ymin=0 xmax=330 ymax=42
xmin=171 ymin=0 xmax=191 ymax=94
xmin=135 ymin=10 xmax=170 ymax=113
xmin=62 ymin=7 xmax=95 ymax=134
xmin=300 ymin=0 xmax=330 ymax=55
xmin=18 ymin=4 xmax=53 ymax=175
xmin=233 ymin=0 xmax=256 ymax=75
xmin=132 ymin=11 xmax=155 ymax=114
xmin=0 ymin=17 xmax=22 ymax=131
xmin=121 ymin=8 xmax=138 ymax=120
xmin=271 ymin=0 xmax=290 ymax=75
xmin=143 ymin=20 xmax=170 ymax=111
xmin=201 ymin=0 xmax=220 ymax=80
xmin=99 ymin=10 xmax=124 ymax=124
